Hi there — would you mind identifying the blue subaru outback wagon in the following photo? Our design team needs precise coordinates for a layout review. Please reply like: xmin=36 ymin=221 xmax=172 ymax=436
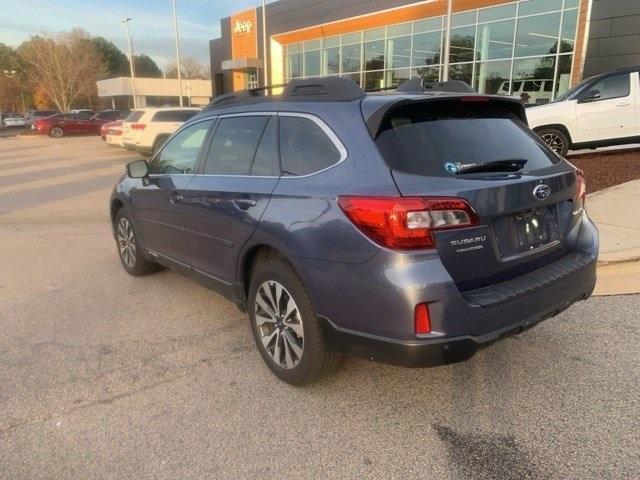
xmin=110 ymin=77 xmax=598 ymax=385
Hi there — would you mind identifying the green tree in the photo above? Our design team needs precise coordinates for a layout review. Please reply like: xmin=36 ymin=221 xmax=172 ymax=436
xmin=134 ymin=54 xmax=162 ymax=78
xmin=90 ymin=37 xmax=128 ymax=78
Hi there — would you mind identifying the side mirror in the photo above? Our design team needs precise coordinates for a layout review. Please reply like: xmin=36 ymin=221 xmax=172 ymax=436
xmin=578 ymin=89 xmax=601 ymax=103
xmin=126 ymin=160 xmax=149 ymax=178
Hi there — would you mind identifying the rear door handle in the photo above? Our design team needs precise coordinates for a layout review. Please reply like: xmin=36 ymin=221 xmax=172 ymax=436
xmin=233 ymin=198 xmax=257 ymax=210
xmin=169 ymin=193 xmax=184 ymax=204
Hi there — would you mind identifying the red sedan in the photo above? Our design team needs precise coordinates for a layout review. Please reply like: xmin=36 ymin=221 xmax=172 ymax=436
xmin=33 ymin=113 xmax=101 ymax=137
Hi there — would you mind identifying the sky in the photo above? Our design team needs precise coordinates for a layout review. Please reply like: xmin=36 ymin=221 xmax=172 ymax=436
xmin=0 ymin=0 xmax=257 ymax=69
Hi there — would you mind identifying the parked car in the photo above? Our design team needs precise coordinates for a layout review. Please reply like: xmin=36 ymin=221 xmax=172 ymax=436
xmin=32 ymin=113 xmax=101 ymax=137
xmin=93 ymin=109 xmax=128 ymax=124
xmin=109 ymin=77 xmax=598 ymax=385
xmin=3 ymin=113 xmax=26 ymax=127
xmin=527 ymin=66 xmax=640 ymax=156
xmin=104 ymin=120 xmax=124 ymax=147
xmin=70 ymin=109 xmax=94 ymax=116
xmin=121 ymin=107 xmax=200 ymax=156
xmin=23 ymin=110 xmax=59 ymax=128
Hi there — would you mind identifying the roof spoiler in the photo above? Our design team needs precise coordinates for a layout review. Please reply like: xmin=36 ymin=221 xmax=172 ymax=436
xmin=364 ymin=95 xmax=528 ymax=139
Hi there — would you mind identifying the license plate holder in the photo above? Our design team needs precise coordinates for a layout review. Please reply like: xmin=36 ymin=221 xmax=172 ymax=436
xmin=506 ymin=206 xmax=560 ymax=255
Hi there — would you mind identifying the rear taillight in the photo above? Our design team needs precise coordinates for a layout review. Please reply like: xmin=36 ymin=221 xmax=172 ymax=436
xmin=414 ymin=303 xmax=431 ymax=334
xmin=575 ymin=169 xmax=587 ymax=212
xmin=131 ymin=123 xmax=146 ymax=130
xmin=337 ymin=196 xmax=478 ymax=250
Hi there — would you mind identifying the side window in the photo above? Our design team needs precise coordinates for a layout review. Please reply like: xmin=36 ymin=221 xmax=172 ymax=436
xmin=148 ymin=120 xmax=213 ymax=175
xmin=203 ymin=116 xmax=269 ymax=175
xmin=279 ymin=116 xmax=341 ymax=176
xmin=251 ymin=116 xmax=278 ymax=176
xmin=589 ymin=74 xmax=630 ymax=101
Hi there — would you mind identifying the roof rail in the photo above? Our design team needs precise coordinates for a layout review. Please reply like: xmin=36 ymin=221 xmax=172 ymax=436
xmin=396 ymin=77 xmax=475 ymax=93
xmin=206 ymin=76 xmax=365 ymax=110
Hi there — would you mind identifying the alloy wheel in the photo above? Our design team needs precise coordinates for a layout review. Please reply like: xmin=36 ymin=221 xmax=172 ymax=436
xmin=51 ymin=127 xmax=63 ymax=138
xmin=541 ymin=133 xmax=564 ymax=155
xmin=116 ymin=217 xmax=137 ymax=268
xmin=254 ymin=280 xmax=304 ymax=369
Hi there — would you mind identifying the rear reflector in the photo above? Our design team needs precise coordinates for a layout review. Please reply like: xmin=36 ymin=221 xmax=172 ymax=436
xmin=415 ymin=303 xmax=431 ymax=334
xmin=574 ymin=169 xmax=587 ymax=212
xmin=131 ymin=123 xmax=146 ymax=130
xmin=337 ymin=196 xmax=478 ymax=250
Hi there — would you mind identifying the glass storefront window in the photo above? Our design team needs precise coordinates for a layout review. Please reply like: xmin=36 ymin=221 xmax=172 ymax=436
xmin=364 ymin=70 xmax=384 ymax=90
xmin=282 ymin=1 xmax=579 ymax=102
xmin=415 ymin=66 xmax=440 ymax=83
xmin=474 ymin=59 xmax=511 ymax=94
xmin=476 ymin=19 xmax=515 ymax=60
xmin=388 ymin=23 xmax=412 ymax=37
xmin=515 ymin=13 xmax=561 ymax=57
xmin=387 ymin=35 xmax=412 ymax=69
xmin=450 ymin=26 xmax=476 ymax=63
xmin=518 ymin=0 xmax=561 ymax=16
xmin=478 ymin=4 xmax=516 ymax=22
xmin=323 ymin=47 xmax=340 ymax=75
xmin=341 ymin=42 xmax=361 ymax=73
xmin=413 ymin=31 xmax=442 ymax=66
xmin=511 ymin=56 xmax=556 ymax=105
xmin=385 ymin=68 xmax=412 ymax=88
xmin=560 ymin=9 xmax=578 ymax=53
xmin=452 ymin=11 xmax=477 ymax=27
xmin=555 ymin=54 xmax=573 ymax=98
xmin=364 ymin=39 xmax=385 ymax=70
xmin=449 ymin=63 xmax=473 ymax=86
xmin=304 ymin=49 xmax=321 ymax=76
xmin=414 ymin=17 xmax=442 ymax=33
xmin=287 ymin=52 xmax=301 ymax=78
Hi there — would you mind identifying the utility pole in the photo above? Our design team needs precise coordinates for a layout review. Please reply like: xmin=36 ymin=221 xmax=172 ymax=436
xmin=171 ymin=0 xmax=184 ymax=106
xmin=122 ymin=17 xmax=137 ymax=108
xmin=262 ymin=0 xmax=268 ymax=87
xmin=442 ymin=0 xmax=453 ymax=81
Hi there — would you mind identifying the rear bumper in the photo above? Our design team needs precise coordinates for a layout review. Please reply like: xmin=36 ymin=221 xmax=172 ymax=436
xmin=296 ymin=213 xmax=598 ymax=365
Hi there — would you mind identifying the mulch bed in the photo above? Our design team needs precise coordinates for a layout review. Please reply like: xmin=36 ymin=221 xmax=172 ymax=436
xmin=568 ymin=148 xmax=640 ymax=193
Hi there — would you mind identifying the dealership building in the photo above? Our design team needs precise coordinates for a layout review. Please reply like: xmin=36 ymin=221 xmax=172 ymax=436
xmin=209 ymin=0 xmax=640 ymax=102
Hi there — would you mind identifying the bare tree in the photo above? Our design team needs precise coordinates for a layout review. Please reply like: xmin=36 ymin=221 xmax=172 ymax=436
xmin=19 ymin=29 xmax=104 ymax=112
xmin=164 ymin=56 xmax=209 ymax=80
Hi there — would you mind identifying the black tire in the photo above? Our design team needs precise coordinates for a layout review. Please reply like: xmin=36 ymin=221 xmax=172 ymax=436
xmin=536 ymin=127 xmax=570 ymax=157
xmin=49 ymin=126 xmax=64 ymax=138
xmin=152 ymin=135 xmax=169 ymax=156
xmin=113 ymin=208 xmax=159 ymax=276
xmin=248 ymin=253 xmax=341 ymax=385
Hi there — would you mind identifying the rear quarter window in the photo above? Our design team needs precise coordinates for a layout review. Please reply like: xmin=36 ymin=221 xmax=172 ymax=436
xmin=152 ymin=110 xmax=198 ymax=122
xmin=279 ymin=116 xmax=342 ymax=176
xmin=375 ymin=102 xmax=560 ymax=177
xmin=124 ymin=110 xmax=144 ymax=123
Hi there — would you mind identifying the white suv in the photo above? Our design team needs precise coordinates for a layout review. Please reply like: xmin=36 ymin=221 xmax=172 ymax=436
xmin=527 ymin=67 xmax=640 ymax=156
xmin=122 ymin=107 xmax=201 ymax=156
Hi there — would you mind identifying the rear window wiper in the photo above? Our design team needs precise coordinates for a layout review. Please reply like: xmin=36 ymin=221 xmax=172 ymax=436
xmin=455 ymin=159 xmax=527 ymax=175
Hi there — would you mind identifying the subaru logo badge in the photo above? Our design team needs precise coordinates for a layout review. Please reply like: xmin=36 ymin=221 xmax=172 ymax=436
xmin=533 ymin=184 xmax=551 ymax=200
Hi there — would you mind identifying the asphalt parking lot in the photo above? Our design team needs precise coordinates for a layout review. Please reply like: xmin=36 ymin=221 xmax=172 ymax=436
xmin=0 ymin=135 xmax=638 ymax=480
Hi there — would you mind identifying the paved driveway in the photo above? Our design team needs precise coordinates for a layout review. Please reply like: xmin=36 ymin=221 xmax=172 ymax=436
xmin=0 ymin=136 xmax=638 ymax=480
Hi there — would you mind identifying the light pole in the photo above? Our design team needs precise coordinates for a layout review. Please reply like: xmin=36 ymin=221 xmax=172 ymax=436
xmin=442 ymin=0 xmax=453 ymax=81
xmin=171 ymin=0 xmax=184 ymax=106
xmin=262 ymin=0 xmax=268 ymax=87
xmin=121 ymin=17 xmax=137 ymax=108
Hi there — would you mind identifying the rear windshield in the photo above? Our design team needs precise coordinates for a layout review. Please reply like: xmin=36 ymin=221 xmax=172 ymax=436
xmin=151 ymin=110 xmax=198 ymax=122
xmin=125 ymin=110 xmax=144 ymax=123
xmin=375 ymin=102 xmax=560 ymax=177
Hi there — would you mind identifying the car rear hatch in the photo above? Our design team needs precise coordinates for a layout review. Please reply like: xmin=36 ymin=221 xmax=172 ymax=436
xmin=365 ymin=95 xmax=585 ymax=293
